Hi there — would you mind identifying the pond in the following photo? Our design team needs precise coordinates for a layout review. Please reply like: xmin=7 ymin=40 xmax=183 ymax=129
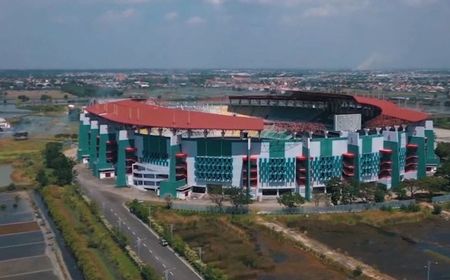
xmin=0 ymin=164 xmax=13 ymax=187
xmin=0 ymin=104 xmax=76 ymax=138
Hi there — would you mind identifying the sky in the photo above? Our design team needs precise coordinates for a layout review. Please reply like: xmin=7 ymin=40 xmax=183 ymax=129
xmin=0 ymin=0 xmax=449 ymax=69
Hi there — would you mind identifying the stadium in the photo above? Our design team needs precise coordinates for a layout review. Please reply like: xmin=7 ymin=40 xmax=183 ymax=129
xmin=77 ymin=91 xmax=439 ymax=200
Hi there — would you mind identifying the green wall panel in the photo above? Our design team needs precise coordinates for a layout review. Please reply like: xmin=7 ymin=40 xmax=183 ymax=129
xmin=320 ymin=139 xmax=332 ymax=157
xmin=269 ymin=140 xmax=285 ymax=158
xmin=197 ymin=139 xmax=231 ymax=157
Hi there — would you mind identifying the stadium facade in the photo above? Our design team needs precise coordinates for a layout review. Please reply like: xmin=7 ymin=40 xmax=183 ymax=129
xmin=77 ymin=92 xmax=439 ymax=200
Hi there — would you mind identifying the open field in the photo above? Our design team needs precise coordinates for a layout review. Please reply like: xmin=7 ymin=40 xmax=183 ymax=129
xmin=0 ymin=138 xmax=48 ymax=163
xmin=151 ymin=208 xmax=351 ymax=280
xmin=5 ymin=90 xmax=76 ymax=100
xmin=435 ymin=128 xmax=450 ymax=143
xmin=273 ymin=210 xmax=450 ymax=280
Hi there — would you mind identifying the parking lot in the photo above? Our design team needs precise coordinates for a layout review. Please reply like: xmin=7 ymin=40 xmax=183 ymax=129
xmin=0 ymin=192 xmax=62 ymax=280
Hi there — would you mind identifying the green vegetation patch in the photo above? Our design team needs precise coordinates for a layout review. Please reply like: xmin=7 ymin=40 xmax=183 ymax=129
xmin=42 ymin=185 xmax=144 ymax=280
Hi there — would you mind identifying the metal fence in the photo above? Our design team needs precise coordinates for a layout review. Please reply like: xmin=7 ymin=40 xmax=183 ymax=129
xmin=432 ymin=194 xmax=450 ymax=204
xmin=266 ymin=199 xmax=416 ymax=215
xmin=171 ymin=200 xmax=415 ymax=215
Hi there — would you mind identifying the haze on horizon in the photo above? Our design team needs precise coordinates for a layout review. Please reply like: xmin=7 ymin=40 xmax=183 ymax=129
xmin=0 ymin=0 xmax=449 ymax=70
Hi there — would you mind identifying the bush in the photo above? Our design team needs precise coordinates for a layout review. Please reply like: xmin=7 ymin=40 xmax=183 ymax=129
xmin=374 ymin=189 xmax=385 ymax=203
xmin=380 ymin=205 xmax=393 ymax=212
xmin=352 ymin=266 xmax=363 ymax=277
xmin=400 ymin=203 xmax=421 ymax=212
xmin=140 ymin=265 xmax=159 ymax=280
xmin=432 ymin=204 xmax=442 ymax=215
xmin=7 ymin=183 xmax=16 ymax=191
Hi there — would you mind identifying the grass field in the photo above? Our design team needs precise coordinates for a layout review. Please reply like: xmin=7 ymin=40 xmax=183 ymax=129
xmin=151 ymin=208 xmax=350 ymax=280
xmin=5 ymin=90 xmax=76 ymax=100
xmin=0 ymin=138 xmax=48 ymax=164
xmin=272 ymin=208 xmax=431 ymax=228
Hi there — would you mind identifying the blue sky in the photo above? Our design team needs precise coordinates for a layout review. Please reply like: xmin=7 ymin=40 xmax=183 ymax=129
xmin=0 ymin=0 xmax=449 ymax=69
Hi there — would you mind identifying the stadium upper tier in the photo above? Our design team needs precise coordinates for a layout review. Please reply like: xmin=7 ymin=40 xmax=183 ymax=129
xmin=86 ymin=99 xmax=264 ymax=131
xmin=228 ymin=91 xmax=429 ymax=127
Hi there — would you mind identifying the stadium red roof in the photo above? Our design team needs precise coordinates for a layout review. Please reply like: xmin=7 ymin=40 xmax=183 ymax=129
xmin=86 ymin=99 xmax=264 ymax=131
xmin=353 ymin=96 xmax=428 ymax=123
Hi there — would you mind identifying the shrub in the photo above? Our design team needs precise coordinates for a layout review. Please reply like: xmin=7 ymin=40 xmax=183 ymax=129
xmin=380 ymin=205 xmax=393 ymax=212
xmin=7 ymin=183 xmax=16 ymax=191
xmin=400 ymin=203 xmax=420 ymax=212
xmin=140 ymin=265 xmax=159 ymax=280
xmin=352 ymin=266 xmax=363 ymax=277
xmin=432 ymin=204 xmax=442 ymax=215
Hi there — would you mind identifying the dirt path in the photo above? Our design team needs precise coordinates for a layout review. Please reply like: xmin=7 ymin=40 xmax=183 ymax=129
xmin=256 ymin=218 xmax=396 ymax=280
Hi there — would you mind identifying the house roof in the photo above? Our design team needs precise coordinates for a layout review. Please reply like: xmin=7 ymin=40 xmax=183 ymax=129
xmin=86 ymin=99 xmax=264 ymax=131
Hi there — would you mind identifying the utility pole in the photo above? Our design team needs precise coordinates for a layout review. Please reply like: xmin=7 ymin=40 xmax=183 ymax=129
xmin=426 ymin=260 xmax=438 ymax=280
xmin=137 ymin=237 xmax=141 ymax=257
xmin=197 ymin=247 xmax=202 ymax=261
xmin=163 ymin=268 xmax=175 ymax=280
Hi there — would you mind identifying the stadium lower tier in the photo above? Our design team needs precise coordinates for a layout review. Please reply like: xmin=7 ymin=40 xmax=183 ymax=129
xmin=78 ymin=112 xmax=439 ymax=200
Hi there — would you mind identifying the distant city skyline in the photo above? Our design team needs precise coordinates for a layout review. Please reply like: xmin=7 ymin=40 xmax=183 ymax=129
xmin=1 ymin=0 xmax=449 ymax=70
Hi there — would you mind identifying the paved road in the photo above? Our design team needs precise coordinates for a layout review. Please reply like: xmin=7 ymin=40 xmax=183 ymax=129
xmin=76 ymin=166 xmax=202 ymax=280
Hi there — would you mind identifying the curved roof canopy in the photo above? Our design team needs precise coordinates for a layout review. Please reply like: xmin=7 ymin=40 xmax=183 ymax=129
xmin=86 ymin=99 xmax=264 ymax=131
xmin=353 ymin=96 xmax=428 ymax=123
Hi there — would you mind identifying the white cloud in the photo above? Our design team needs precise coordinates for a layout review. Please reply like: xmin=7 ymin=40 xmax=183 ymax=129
xmin=204 ymin=0 xmax=226 ymax=5
xmin=186 ymin=16 xmax=206 ymax=25
xmin=401 ymin=0 xmax=438 ymax=7
xmin=98 ymin=8 xmax=137 ymax=24
xmin=164 ymin=11 xmax=178 ymax=21
xmin=114 ymin=0 xmax=150 ymax=4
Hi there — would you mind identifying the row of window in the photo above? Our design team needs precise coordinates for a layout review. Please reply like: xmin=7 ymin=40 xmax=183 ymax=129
xmin=133 ymin=173 xmax=168 ymax=179
xmin=133 ymin=180 xmax=161 ymax=186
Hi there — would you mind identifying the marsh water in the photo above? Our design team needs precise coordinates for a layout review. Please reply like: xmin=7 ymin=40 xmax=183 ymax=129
xmin=0 ymin=164 xmax=12 ymax=187
xmin=289 ymin=217 xmax=450 ymax=280
xmin=0 ymin=104 xmax=75 ymax=137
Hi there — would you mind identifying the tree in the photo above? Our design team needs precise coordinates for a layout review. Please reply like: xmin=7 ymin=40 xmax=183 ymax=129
xmin=164 ymin=194 xmax=173 ymax=209
xmin=208 ymin=185 xmax=226 ymax=210
xmin=374 ymin=189 xmax=385 ymax=202
xmin=436 ymin=161 xmax=450 ymax=180
xmin=399 ymin=179 xmax=421 ymax=198
xmin=313 ymin=193 xmax=330 ymax=207
xmin=277 ymin=192 xmax=305 ymax=208
xmin=40 ymin=94 xmax=52 ymax=102
xmin=435 ymin=142 xmax=450 ymax=160
xmin=227 ymin=186 xmax=251 ymax=211
xmin=17 ymin=95 xmax=29 ymax=102
xmin=35 ymin=169 xmax=49 ymax=187
xmin=326 ymin=177 xmax=357 ymax=205
xmin=418 ymin=176 xmax=449 ymax=195
xmin=326 ymin=177 xmax=345 ymax=205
